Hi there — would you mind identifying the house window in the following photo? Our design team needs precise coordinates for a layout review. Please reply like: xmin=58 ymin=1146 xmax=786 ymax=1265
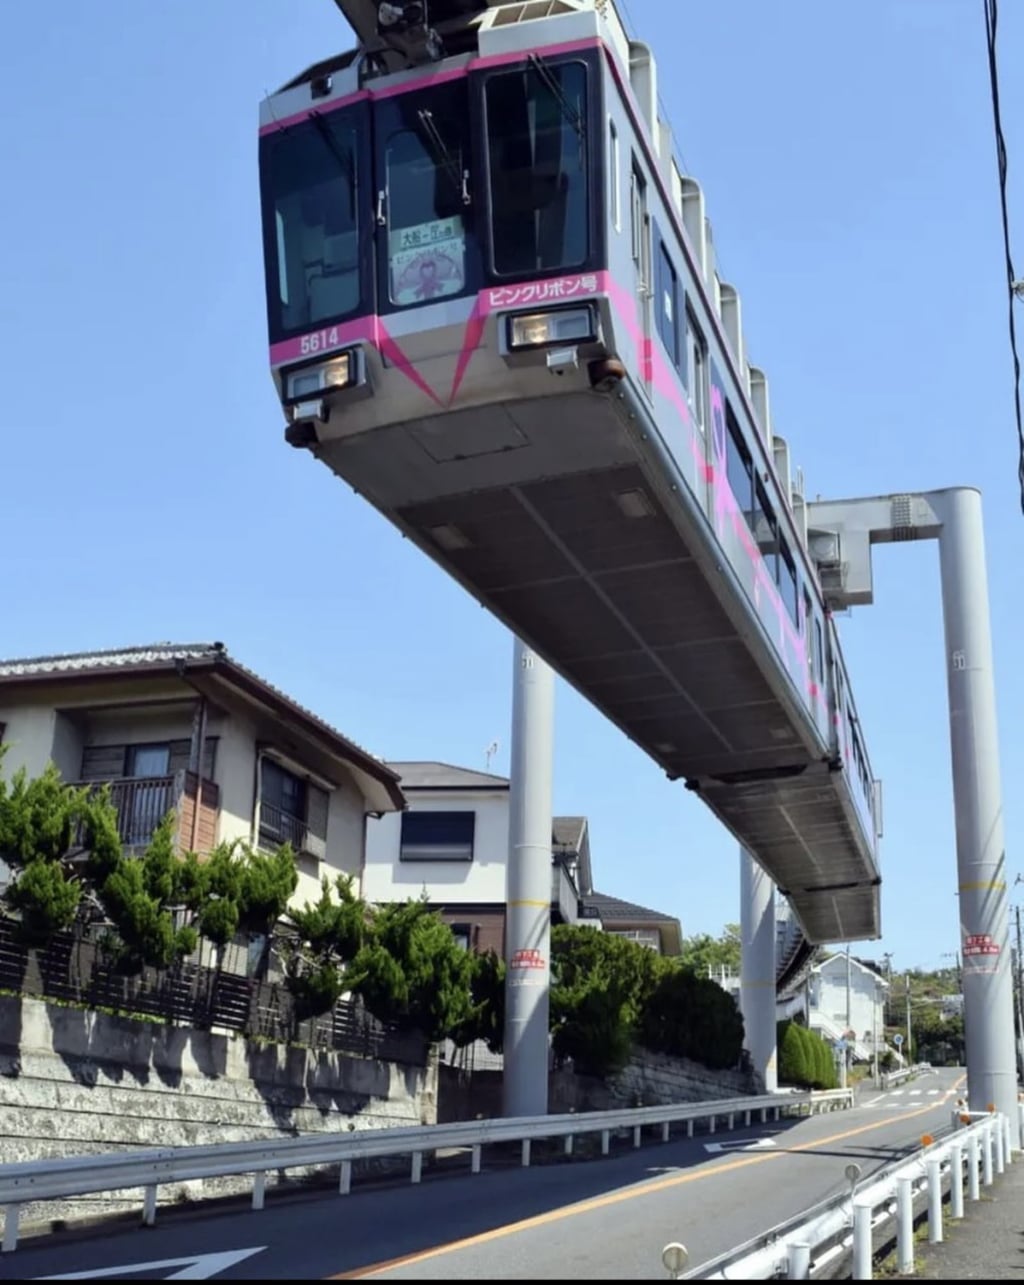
xmin=399 ymin=810 xmax=475 ymax=862
xmin=259 ymin=757 xmax=329 ymax=858
xmin=450 ymin=922 xmax=472 ymax=951
xmin=127 ymin=743 xmax=171 ymax=778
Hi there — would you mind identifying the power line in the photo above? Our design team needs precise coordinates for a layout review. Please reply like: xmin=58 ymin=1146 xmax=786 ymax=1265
xmin=982 ymin=0 xmax=1024 ymax=514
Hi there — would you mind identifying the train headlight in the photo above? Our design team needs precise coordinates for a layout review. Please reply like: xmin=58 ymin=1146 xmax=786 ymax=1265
xmin=507 ymin=305 xmax=597 ymax=350
xmin=283 ymin=352 xmax=355 ymax=404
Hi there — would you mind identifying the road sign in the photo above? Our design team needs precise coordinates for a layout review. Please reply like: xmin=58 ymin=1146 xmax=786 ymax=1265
xmin=893 ymin=1034 xmax=904 ymax=1047
xmin=35 ymin=1247 xmax=265 ymax=1281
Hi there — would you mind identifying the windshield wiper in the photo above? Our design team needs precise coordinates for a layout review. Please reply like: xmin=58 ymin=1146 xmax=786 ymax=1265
xmin=310 ymin=110 xmax=356 ymax=191
xmin=417 ymin=108 xmax=471 ymax=205
xmin=527 ymin=53 xmax=585 ymax=142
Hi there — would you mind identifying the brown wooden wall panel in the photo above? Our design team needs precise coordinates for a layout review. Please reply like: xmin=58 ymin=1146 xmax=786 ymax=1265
xmin=440 ymin=909 xmax=506 ymax=958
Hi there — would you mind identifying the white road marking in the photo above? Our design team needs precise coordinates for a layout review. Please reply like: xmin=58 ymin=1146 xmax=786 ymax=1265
xmin=704 ymin=1138 xmax=778 ymax=1154
xmin=35 ymin=1247 xmax=265 ymax=1281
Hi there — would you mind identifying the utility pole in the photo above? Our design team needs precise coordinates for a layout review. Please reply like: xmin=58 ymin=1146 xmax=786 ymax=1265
xmin=872 ymin=979 xmax=880 ymax=1085
xmin=1015 ymin=903 xmax=1024 ymax=1083
xmin=905 ymin=974 xmax=912 ymax=1063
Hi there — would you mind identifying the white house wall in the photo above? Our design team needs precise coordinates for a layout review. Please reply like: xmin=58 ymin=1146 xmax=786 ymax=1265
xmin=206 ymin=709 xmax=369 ymax=907
xmin=0 ymin=703 xmax=59 ymax=779
xmin=363 ymin=790 xmax=509 ymax=906
xmin=813 ymin=958 xmax=884 ymax=1046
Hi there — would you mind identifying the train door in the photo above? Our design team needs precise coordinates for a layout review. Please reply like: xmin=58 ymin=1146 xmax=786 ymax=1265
xmin=630 ymin=160 xmax=653 ymax=396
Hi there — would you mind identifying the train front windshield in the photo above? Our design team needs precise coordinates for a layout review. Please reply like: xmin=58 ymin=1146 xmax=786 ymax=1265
xmin=485 ymin=62 xmax=590 ymax=278
xmin=259 ymin=57 xmax=594 ymax=346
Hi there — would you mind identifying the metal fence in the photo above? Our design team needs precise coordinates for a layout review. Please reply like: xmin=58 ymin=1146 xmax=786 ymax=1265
xmin=0 ymin=1088 xmax=854 ymax=1254
xmin=0 ymin=920 xmax=426 ymax=1066
xmin=681 ymin=1108 xmax=1021 ymax=1280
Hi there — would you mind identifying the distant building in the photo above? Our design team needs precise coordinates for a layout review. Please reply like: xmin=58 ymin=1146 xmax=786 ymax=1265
xmin=579 ymin=891 xmax=682 ymax=955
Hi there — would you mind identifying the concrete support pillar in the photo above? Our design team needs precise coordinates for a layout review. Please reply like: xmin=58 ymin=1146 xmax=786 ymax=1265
xmin=740 ymin=847 xmax=777 ymax=1092
xmin=502 ymin=638 xmax=554 ymax=1118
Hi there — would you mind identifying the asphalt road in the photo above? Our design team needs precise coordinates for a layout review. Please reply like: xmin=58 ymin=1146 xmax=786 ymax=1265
xmin=5 ymin=1068 xmax=965 ymax=1281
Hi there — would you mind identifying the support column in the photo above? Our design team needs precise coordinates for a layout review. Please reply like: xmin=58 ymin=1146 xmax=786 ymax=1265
xmin=740 ymin=847 xmax=777 ymax=1092
xmin=933 ymin=488 xmax=1019 ymax=1147
xmin=502 ymin=638 xmax=554 ymax=1118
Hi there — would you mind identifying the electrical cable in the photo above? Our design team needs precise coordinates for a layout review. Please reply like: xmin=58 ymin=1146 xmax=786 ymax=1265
xmin=982 ymin=0 xmax=1024 ymax=514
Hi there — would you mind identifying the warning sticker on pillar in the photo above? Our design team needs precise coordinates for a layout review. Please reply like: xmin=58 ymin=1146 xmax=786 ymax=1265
xmin=963 ymin=933 xmax=1000 ymax=973
xmin=509 ymin=947 xmax=547 ymax=986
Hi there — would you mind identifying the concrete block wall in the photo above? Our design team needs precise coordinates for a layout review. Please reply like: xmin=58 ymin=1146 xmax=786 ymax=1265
xmin=0 ymin=996 xmax=437 ymax=1229
xmin=438 ymin=1045 xmax=758 ymax=1121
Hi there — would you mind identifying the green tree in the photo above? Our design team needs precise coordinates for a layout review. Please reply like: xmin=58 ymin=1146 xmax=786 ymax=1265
xmin=0 ymin=757 xmax=109 ymax=945
xmin=355 ymin=897 xmax=476 ymax=1043
xmin=95 ymin=816 xmax=198 ymax=973
xmin=639 ymin=963 xmax=745 ymax=1070
xmin=549 ymin=925 xmax=662 ymax=1076
xmin=281 ymin=873 xmax=367 ymax=1022
xmin=678 ymin=923 xmax=742 ymax=977
xmin=451 ymin=948 xmax=505 ymax=1052
xmin=183 ymin=839 xmax=299 ymax=969
xmin=778 ymin=1019 xmax=812 ymax=1087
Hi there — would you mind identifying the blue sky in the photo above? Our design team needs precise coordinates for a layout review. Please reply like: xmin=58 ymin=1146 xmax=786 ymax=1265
xmin=2 ymin=1 xmax=1021 ymax=972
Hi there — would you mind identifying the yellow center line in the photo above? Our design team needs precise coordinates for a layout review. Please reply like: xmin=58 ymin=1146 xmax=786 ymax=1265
xmin=329 ymin=1076 xmax=966 ymax=1279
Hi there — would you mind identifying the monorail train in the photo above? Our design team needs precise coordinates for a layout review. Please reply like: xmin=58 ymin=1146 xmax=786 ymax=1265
xmin=257 ymin=0 xmax=882 ymax=943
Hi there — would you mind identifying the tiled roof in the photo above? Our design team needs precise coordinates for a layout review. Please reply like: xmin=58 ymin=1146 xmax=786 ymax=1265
xmin=0 ymin=642 xmax=402 ymax=804
xmin=582 ymin=891 xmax=677 ymax=924
xmin=387 ymin=761 xmax=510 ymax=790
xmin=0 ymin=643 xmax=218 ymax=679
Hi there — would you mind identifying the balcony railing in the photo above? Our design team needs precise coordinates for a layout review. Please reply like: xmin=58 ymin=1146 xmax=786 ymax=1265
xmin=551 ymin=861 xmax=581 ymax=925
xmin=258 ymin=800 xmax=325 ymax=859
xmin=70 ymin=773 xmax=220 ymax=853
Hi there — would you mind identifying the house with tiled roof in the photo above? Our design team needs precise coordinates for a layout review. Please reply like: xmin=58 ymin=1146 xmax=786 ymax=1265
xmin=0 ymin=643 xmax=404 ymax=908
xmin=363 ymin=761 xmax=680 ymax=957
xmin=578 ymin=891 xmax=682 ymax=956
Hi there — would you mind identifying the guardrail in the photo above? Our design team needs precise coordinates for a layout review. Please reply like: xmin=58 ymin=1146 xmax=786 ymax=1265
xmin=0 ymin=1087 xmax=852 ymax=1253
xmin=879 ymin=1062 xmax=931 ymax=1090
xmin=680 ymin=1106 xmax=1023 ymax=1280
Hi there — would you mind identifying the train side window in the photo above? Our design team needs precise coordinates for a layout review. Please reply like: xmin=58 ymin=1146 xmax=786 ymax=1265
xmin=814 ymin=618 xmax=825 ymax=681
xmin=486 ymin=61 xmax=589 ymax=276
xmin=655 ymin=238 xmax=679 ymax=366
xmin=630 ymin=162 xmax=646 ymax=274
xmin=685 ymin=307 xmax=706 ymax=432
xmin=609 ymin=119 xmax=620 ymax=233
xmin=752 ymin=483 xmax=779 ymax=578
xmin=779 ymin=539 xmax=799 ymax=624
xmin=725 ymin=406 xmax=754 ymax=521
xmin=803 ymin=589 xmax=815 ymax=675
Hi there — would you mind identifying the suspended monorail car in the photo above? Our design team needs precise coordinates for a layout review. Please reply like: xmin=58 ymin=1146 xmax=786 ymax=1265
xmin=257 ymin=0 xmax=882 ymax=942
